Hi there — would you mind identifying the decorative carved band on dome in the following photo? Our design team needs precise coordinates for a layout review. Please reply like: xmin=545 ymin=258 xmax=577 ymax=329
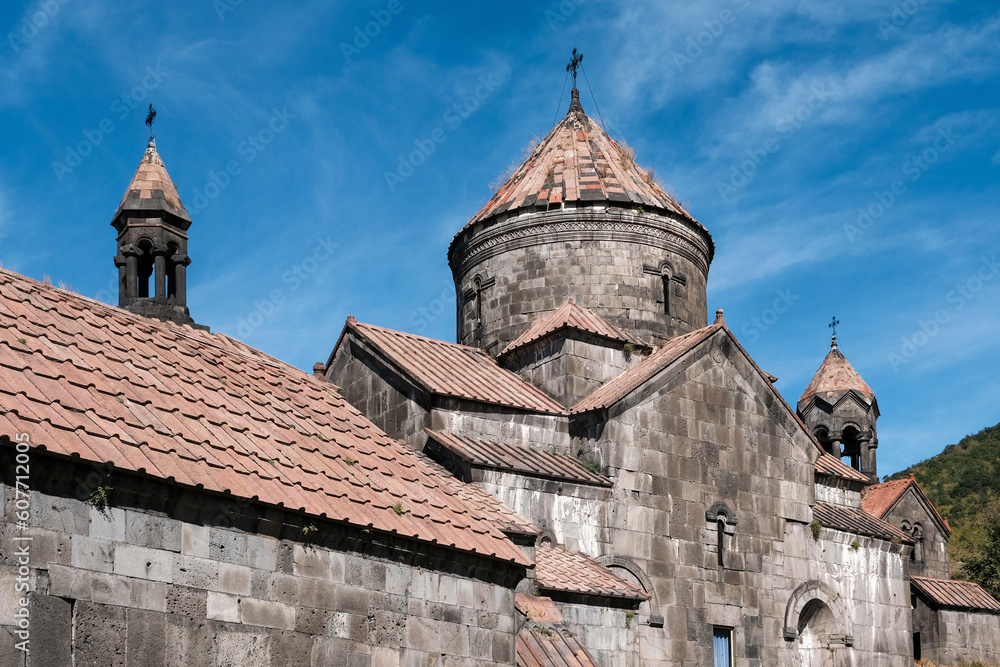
xmin=450 ymin=207 xmax=713 ymax=278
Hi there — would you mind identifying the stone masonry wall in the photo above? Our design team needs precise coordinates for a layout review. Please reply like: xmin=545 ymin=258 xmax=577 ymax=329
xmin=0 ymin=466 xmax=522 ymax=667
xmin=431 ymin=401 xmax=570 ymax=456
xmin=327 ymin=335 xmax=430 ymax=448
xmin=565 ymin=329 xmax=912 ymax=666
xmin=450 ymin=207 xmax=711 ymax=355
xmin=501 ymin=334 xmax=641 ymax=409
xmin=883 ymin=490 xmax=950 ymax=579
xmin=929 ymin=608 xmax=1000 ymax=664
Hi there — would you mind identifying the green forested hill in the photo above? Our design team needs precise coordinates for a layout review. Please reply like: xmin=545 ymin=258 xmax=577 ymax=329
xmin=889 ymin=422 xmax=1000 ymax=563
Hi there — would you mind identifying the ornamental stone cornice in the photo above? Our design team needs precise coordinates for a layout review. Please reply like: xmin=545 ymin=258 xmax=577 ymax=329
xmin=449 ymin=206 xmax=714 ymax=279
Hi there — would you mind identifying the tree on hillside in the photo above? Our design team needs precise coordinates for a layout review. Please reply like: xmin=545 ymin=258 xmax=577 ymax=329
xmin=961 ymin=509 xmax=1000 ymax=601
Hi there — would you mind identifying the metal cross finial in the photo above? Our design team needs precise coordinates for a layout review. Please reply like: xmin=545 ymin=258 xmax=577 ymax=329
xmin=145 ymin=104 xmax=156 ymax=140
xmin=829 ymin=316 xmax=840 ymax=338
xmin=566 ymin=48 xmax=583 ymax=87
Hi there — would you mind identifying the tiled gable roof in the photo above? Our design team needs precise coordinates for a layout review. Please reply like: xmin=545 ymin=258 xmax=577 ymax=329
xmin=0 ymin=269 xmax=530 ymax=567
xmin=413 ymin=448 xmax=541 ymax=537
xmin=534 ymin=544 xmax=649 ymax=601
xmin=517 ymin=626 xmax=599 ymax=667
xmin=813 ymin=503 xmax=912 ymax=543
xmin=425 ymin=429 xmax=611 ymax=487
xmin=815 ymin=452 xmax=870 ymax=483
xmin=911 ymin=576 xmax=1000 ymax=613
xmin=515 ymin=594 xmax=564 ymax=623
xmin=798 ymin=338 xmax=875 ymax=408
xmin=571 ymin=324 xmax=719 ymax=413
xmin=338 ymin=318 xmax=565 ymax=414
xmin=861 ymin=478 xmax=913 ymax=517
xmin=862 ymin=477 xmax=950 ymax=536
xmin=499 ymin=299 xmax=648 ymax=358
xmin=113 ymin=140 xmax=191 ymax=228
xmin=466 ymin=91 xmax=694 ymax=229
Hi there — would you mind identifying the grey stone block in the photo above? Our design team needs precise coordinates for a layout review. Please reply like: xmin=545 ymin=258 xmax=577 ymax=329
xmin=71 ymin=535 xmax=115 ymax=573
xmin=219 ymin=562 xmax=252 ymax=596
xmin=210 ymin=528 xmax=248 ymax=566
xmin=131 ymin=579 xmax=168 ymax=612
xmin=206 ymin=591 xmax=240 ymax=623
xmin=0 ymin=625 xmax=26 ymax=667
xmin=74 ymin=600 xmax=126 ymax=667
xmin=90 ymin=507 xmax=127 ymax=542
xmin=114 ymin=544 xmax=174 ymax=583
xmin=240 ymin=598 xmax=295 ymax=631
xmin=173 ymin=554 xmax=219 ymax=589
xmin=181 ymin=524 xmax=210 ymax=558
xmin=91 ymin=571 xmax=131 ymax=607
xmin=26 ymin=594 xmax=71 ymax=667
xmin=126 ymin=608 xmax=166 ymax=667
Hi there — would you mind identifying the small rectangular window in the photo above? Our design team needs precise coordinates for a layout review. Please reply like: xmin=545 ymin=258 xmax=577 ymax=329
xmin=713 ymin=626 xmax=732 ymax=667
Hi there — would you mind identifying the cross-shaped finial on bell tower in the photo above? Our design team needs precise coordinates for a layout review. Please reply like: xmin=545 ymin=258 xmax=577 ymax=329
xmin=566 ymin=48 xmax=583 ymax=87
xmin=145 ymin=104 xmax=156 ymax=141
xmin=829 ymin=316 xmax=840 ymax=348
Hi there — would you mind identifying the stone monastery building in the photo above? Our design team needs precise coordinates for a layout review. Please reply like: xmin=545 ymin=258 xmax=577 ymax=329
xmin=2 ymin=80 xmax=1000 ymax=667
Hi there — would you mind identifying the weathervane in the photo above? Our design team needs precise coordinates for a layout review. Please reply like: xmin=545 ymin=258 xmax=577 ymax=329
xmin=829 ymin=316 xmax=840 ymax=338
xmin=566 ymin=48 xmax=583 ymax=87
xmin=145 ymin=104 xmax=156 ymax=141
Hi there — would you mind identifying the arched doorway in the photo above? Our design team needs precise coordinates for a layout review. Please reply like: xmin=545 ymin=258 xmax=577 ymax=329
xmin=798 ymin=599 xmax=837 ymax=666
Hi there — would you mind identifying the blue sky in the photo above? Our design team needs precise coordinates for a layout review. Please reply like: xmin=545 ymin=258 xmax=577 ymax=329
xmin=1 ymin=0 xmax=997 ymax=476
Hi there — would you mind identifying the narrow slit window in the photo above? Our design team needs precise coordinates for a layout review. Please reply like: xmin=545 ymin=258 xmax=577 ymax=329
xmin=662 ymin=275 xmax=671 ymax=315
xmin=717 ymin=518 xmax=725 ymax=567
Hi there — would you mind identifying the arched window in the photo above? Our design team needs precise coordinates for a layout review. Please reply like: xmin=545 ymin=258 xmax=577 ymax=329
xmin=473 ymin=276 xmax=483 ymax=324
xmin=136 ymin=240 xmax=154 ymax=298
xmin=166 ymin=242 xmax=179 ymax=303
xmin=911 ymin=524 xmax=924 ymax=563
xmin=662 ymin=274 xmax=671 ymax=315
xmin=717 ymin=517 xmax=726 ymax=567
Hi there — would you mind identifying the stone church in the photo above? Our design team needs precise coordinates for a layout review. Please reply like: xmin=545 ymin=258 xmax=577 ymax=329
xmin=2 ymin=76 xmax=999 ymax=666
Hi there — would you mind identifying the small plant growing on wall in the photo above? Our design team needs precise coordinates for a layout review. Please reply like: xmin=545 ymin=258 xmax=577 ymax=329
xmin=625 ymin=609 xmax=637 ymax=628
xmin=810 ymin=518 xmax=822 ymax=540
xmin=87 ymin=485 xmax=113 ymax=513
xmin=301 ymin=523 xmax=319 ymax=538
xmin=623 ymin=343 xmax=635 ymax=362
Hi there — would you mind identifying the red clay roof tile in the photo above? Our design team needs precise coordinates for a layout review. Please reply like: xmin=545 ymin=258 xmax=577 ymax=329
xmin=799 ymin=337 xmax=875 ymax=407
xmin=814 ymin=453 xmax=870 ymax=483
xmin=862 ymin=477 xmax=950 ymax=537
xmin=426 ymin=429 xmax=611 ymax=487
xmin=0 ymin=269 xmax=530 ymax=568
xmin=911 ymin=576 xmax=1000 ymax=613
xmin=499 ymin=299 xmax=649 ymax=358
xmin=571 ymin=324 xmax=719 ymax=413
xmin=515 ymin=594 xmax=564 ymax=623
xmin=470 ymin=95 xmax=694 ymax=230
xmin=517 ymin=627 xmax=600 ymax=667
xmin=113 ymin=140 xmax=191 ymax=228
xmin=534 ymin=544 xmax=649 ymax=600
xmin=813 ymin=502 xmax=912 ymax=543
xmin=338 ymin=319 xmax=565 ymax=414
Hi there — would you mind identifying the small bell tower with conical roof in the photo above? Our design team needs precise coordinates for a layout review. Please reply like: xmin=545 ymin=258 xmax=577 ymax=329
xmin=112 ymin=129 xmax=196 ymax=326
xmin=797 ymin=329 xmax=880 ymax=481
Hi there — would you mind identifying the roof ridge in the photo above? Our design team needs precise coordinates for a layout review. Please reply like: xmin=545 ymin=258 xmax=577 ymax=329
xmin=571 ymin=324 xmax=719 ymax=413
xmin=498 ymin=300 xmax=646 ymax=358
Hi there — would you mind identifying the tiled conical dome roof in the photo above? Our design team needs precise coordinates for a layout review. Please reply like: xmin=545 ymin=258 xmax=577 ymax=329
xmin=112 ymin=140 xmax=191 ymax=231
xmin=467 ymin=88 xmax=695 ymax=227
xmin=799 ymin=335 xmax=875 ymax=407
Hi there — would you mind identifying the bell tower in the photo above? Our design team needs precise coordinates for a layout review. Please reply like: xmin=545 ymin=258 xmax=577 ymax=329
xmin=797 ymin=332 xmax=880 ymax=481
xmin=112 ymin=137 xmax=195 ymax=326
